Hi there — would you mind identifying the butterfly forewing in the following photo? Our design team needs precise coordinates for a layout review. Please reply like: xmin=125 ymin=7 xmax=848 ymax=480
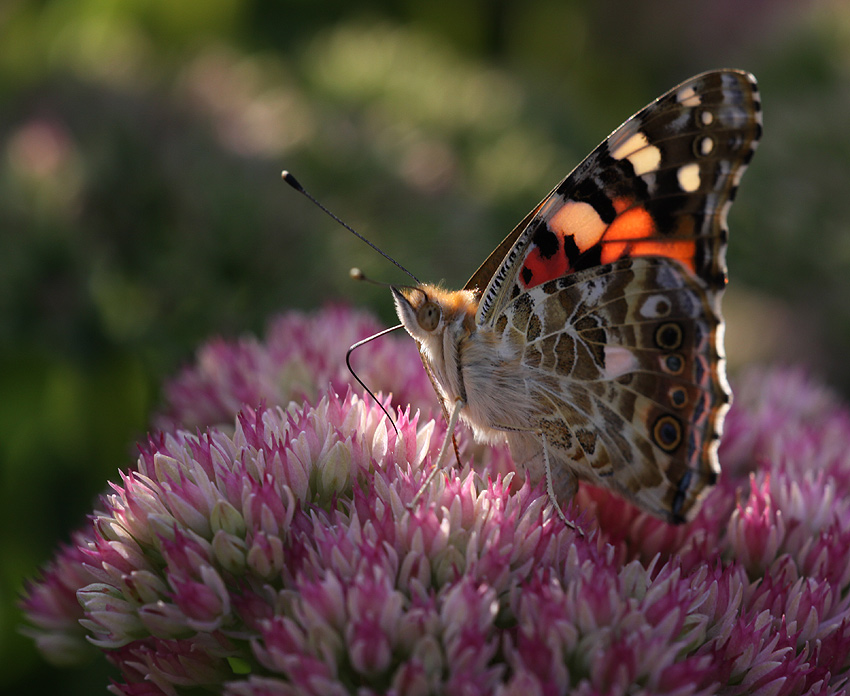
xmin=471 ymin=70 xmax=761 ymax=319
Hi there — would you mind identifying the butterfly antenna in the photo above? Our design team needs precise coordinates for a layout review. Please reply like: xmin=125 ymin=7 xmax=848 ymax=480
xmin=346 ymin=324 xmax=406 ymax=435
xmin=351 ymin=268 xmax=429 ymax=304
xmin=282 ymin=171 xmax=421 ymax=284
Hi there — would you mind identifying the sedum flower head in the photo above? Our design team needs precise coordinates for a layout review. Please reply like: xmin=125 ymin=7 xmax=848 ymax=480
xmin=157 ymin=306 xmax=437 ymax=432
xmin=21 ymin=308 xmax=850 ymax=695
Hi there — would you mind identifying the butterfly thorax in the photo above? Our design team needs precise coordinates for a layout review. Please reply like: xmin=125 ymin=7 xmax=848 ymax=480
xmin=392 ymin=284 xmax=539 ymax=444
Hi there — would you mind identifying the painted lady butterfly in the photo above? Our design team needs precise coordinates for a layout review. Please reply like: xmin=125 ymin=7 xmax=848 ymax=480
xmin=390 ymin=70 xmax=762 ymax=527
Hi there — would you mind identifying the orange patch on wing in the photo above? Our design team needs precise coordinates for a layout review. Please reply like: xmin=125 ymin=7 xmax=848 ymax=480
xmin=608 ymin=205 xmax=655 ymax=240
xmin=600 ymin=204 xmax=656 ymax=264
xmin=600 ymin=203 xmax=697 ymax=272
xmin=633 ymin=240 xmax=697 ymax=273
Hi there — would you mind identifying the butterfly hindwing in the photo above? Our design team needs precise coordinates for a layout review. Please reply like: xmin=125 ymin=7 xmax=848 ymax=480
xmin=492 ymin=256 xmax=726 ymax=521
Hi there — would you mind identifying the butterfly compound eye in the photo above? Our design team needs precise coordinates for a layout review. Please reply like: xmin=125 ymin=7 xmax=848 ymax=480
xmin=417 ymin=302 xmax=441 ymax=332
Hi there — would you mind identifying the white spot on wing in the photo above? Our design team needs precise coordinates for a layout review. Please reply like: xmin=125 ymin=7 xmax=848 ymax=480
xmin=603 ymin=346 xmax=638 ymax=380
xmin=628 ymin=146 xmax=662 ymax=176
xmin=611 ymin=131 xmax=661 ymax=176
xmin=611 ymin=131 xmax=648 ymax=160
xmin=677 ymin=163 xmax=701 ymax=192
xmin=640 ymin=294 xmax=671 ymax=318
xmin=548 ymin=200 xmax=606 ymax=252
xmin=677 ymin=85 xmax=701 ymax=107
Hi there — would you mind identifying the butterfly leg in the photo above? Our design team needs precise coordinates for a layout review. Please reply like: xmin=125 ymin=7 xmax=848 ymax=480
xmin=491 ymin=422 xmax=584 ymax=535
xmin=540 ymin=434 xmax=583 ymax=535
xmin=407 ymin=398 xmax=465 ymax=510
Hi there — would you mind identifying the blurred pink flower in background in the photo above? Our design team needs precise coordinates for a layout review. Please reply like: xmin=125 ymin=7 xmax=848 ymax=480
xmin=21 ymin=307 xmax=850 ymax=695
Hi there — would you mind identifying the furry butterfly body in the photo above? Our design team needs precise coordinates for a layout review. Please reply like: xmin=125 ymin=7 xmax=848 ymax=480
xmin=393 ymin=70 xmax=762 ymax=525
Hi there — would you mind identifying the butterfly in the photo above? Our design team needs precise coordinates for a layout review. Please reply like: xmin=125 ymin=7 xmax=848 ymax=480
xmin=390 ymin=70 xmax=762 ymax=527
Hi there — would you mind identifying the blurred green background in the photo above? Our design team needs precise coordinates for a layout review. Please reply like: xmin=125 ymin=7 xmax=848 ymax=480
xmin=2 ymin=0 xmax=849 ymax=692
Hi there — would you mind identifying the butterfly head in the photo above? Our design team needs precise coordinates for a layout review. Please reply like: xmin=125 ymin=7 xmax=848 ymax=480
xmin=392 ymin=284 xmax=477 ymax=348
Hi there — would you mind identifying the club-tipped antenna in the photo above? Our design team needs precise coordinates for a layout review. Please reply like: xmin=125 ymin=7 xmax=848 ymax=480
xmin=282 ymin=170 xmax=420 ymax=284
xmin=351 ymin=267 xmax=429 ymax=303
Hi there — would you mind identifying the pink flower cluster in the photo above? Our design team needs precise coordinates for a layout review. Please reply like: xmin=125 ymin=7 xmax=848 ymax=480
xmin=21 ymin=307 xmax=850 ymax=695
xmin=156 ymin=306 xmax=437 ymax=432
